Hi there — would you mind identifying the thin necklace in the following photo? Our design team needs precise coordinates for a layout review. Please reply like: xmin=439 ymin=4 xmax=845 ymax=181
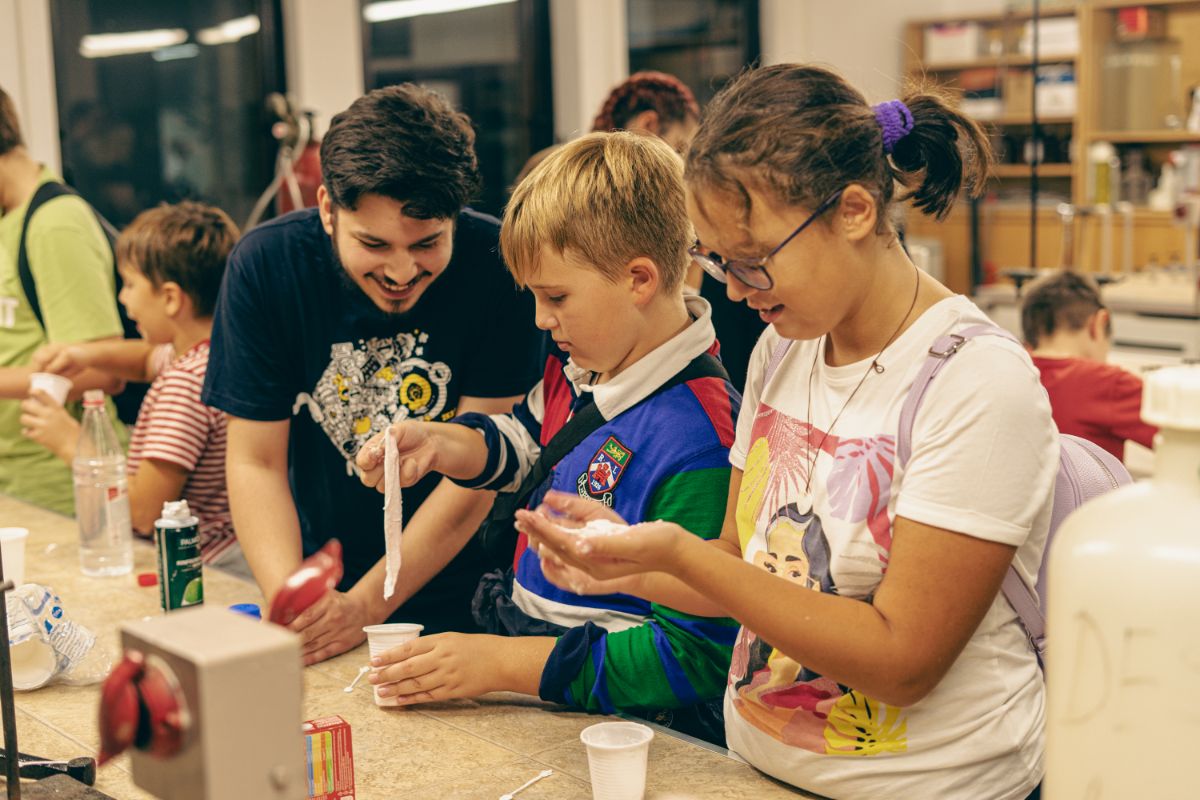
xmin=803 ymin=265 xmax=922 ymax=493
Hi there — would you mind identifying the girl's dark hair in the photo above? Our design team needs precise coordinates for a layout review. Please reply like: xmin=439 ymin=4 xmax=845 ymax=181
xmin=592 ymin=71 xmax=701 ymax=133
xmin=320 ymin=84 xmax=481 ymax=219
xmin=1020 ymin=271 xmax=1110 ymax=348
xmin=685 ymin=64 xmax=992 ymax=228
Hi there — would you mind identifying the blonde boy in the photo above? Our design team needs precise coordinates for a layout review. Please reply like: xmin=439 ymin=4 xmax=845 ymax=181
xmin=354 ymin=132 xmax=741 ymax=742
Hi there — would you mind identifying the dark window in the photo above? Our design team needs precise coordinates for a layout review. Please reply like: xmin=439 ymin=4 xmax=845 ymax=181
xmin=362 ymin=0 xmax=553 ymax=217
xmin=49 ymin=0 xmax=285 ymax=227
xmin=627 ymin=0 xmax=760 ymax=105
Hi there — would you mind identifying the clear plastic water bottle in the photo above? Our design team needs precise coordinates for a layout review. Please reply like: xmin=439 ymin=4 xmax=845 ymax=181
xmin=73 ymin=390 xmax=133 ymax=576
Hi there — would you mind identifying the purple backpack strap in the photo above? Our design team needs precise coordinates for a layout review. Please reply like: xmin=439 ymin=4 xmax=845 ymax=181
xmin=1002 ymin=566 xmax=1046 ymax=662
xmin=896 ymin=323 xmax=1020 ymax=463
xmin=762 ymin=338 xmax=794 ymax=388
xmin=894 ymin=324 xmax=1045 ymax=660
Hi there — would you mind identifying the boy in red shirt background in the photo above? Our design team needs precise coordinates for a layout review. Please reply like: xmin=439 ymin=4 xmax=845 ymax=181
xmin=1021 ymin=271 xmax=1157 ymax=462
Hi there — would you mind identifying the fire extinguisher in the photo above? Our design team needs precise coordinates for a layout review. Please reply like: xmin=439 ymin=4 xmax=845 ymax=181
xmin=277 ymin=126 xmax=321 ymax=216
xmin=245 ymin=95 xmax=322 ymax=229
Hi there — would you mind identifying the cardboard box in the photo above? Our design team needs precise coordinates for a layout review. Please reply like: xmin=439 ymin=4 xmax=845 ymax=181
xmin=304 ymin=716 xmax=355 ymax=800
xmin=1036 ymin=65 xmax=1077 ymax=115
xmin=924 ymin=22 xmax=982 ymax=65
xmin=1116 ymin=7 xmax=1167 ymax=41
xmin=1019 ymin=17 xmax=1079 ymax=58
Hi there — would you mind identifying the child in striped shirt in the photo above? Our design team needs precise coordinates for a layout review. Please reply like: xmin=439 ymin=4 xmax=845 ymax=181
xmin=21 ymin=202 xmax=246 ymax=573
xmin=356 ymin=132 xmax=741 ymax=743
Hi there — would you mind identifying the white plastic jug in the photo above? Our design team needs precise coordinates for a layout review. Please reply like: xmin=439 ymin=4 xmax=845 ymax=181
xmin=1045 ymin=366 xmax=1200 ymax=798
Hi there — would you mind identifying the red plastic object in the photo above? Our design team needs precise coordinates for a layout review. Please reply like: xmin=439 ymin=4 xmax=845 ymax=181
xmin=137 ymin=572 xmax=158 ymax=587
xmin=267 ymin=539 xmax=344 ymax=626
xmin=97 ymin=651 xmax=190 ymax=766
xmin=137 ymin=655 xmax=189 ymax=760
xmin=98 ymin=653 xmax=144 ymax=765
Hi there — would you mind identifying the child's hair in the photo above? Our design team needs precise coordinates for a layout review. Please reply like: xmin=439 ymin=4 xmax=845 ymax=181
xmin=116 ymin=201 xmax=239 ymax=318
xmin=320 ymin=84 xmax=480 ymax=220
xmin=685 ymin=64 xmax=992 ymax=230
xmin=1020 ymin=271 xmax=1110 ymax=348
xmin=0 ymin=85 xmax=23 ymax=156
xmin=592 ymin=71 xmax=700 ymax=133
xmin=501 ymin=131 xmax=691 ymax=293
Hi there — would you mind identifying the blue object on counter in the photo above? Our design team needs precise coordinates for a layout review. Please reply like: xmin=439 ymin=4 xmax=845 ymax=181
xmin=229 ymin=603 xmax=261 ymax=619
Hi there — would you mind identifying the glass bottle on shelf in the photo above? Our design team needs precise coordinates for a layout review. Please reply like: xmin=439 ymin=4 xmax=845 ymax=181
xmin=1121 ymin=149 xmax=1152 ymax=206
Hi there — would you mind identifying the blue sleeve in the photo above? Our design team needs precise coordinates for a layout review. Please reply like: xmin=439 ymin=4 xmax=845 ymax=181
xmin=201 ymin=234 xmax=295 ymax=420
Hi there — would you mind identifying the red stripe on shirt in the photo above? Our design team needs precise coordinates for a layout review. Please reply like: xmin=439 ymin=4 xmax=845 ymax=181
xmin=685 ymin=376 xmax=736 ymax=448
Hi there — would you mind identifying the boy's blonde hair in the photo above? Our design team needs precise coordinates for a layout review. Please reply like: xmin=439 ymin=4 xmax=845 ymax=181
xmin=501 ymin=131 xmax=691 ymax=292
xmin=116 ymin=201 xmax=239 ymax=318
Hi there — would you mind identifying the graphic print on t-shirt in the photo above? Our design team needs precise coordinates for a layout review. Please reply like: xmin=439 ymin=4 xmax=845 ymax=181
xmin=730 ymin=401 xmax=908 ymax=757
xmin=293 ymin=330 xmax=452 ymax=467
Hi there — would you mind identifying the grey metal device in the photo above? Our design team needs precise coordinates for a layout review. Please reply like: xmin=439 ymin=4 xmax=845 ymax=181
xmin=119 ymin=607 xmax=305 ymax=800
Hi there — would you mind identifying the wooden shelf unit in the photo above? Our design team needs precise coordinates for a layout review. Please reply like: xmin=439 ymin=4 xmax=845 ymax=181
xmin=922 ymin=53 xmax=1076 ymax=71
xmin=1086 ymin=130 xmax=1200 ymax=143
xmin=902 ymin=2 xmax=1200 ymax=291
xmin=993 ymin=163 xmax=1075 ymax=177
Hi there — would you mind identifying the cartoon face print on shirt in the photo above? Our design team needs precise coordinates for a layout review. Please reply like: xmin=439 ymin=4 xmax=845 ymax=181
xmin=293 ymin=330 xmax=452 ymax=468
xmin=729 ymin=402 xmax=908 ymax=757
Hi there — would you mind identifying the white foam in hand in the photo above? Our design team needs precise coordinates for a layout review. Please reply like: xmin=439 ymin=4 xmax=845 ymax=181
xmin=567 ymin=519 xmax=630 ymax=538
xmin=382 ymin=429 xmax=403 ymax=600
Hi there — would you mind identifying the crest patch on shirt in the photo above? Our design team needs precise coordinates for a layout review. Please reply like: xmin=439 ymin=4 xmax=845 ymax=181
xmin=582 ymin=436 xmax=633 ymax=498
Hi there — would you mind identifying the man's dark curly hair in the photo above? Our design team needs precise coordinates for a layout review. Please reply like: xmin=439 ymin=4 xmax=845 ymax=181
xmin=320 ymin=84 xmax=481 ymax=219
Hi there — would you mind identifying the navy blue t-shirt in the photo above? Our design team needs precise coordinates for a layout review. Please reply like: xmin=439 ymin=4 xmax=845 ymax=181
xmin=202 ymin=208 xmax=539 ymax=631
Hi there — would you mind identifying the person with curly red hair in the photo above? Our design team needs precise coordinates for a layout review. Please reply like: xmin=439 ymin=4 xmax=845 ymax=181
xmin=592 ymin=71 xmax=701 ymax=154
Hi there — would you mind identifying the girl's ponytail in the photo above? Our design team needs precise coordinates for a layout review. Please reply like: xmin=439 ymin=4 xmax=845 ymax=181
xmin=890 ymin=84 xmax=993 ymax=220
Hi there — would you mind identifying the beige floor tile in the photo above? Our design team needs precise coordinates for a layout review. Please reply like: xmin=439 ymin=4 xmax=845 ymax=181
xmin=402 ymin=757 xmax=592 ymax=800
xmin=303 ymin=669 xmax=524 ymax=794
xmin=5 ymin=707 xmax=154 ymax=799
xmin=416 ymin=691 xmax=600 ymax=755
xmin=531 ymin=733 xmax=814 ymax=799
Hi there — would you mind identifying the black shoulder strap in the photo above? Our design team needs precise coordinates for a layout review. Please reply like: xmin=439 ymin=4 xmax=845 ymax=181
xmin=16 ymin=182 xmax=77 ymax=329
xmin=489 ymin=351 xmax=729 ymax=524
xmin=16 ymin=181 xmax=120 ymax=333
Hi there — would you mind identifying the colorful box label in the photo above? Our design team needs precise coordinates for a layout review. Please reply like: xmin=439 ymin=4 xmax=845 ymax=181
xmin=303 ymin=715 xmax=355 ymax=800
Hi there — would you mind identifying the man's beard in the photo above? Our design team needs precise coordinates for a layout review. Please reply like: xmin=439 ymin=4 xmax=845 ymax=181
xmin=330 ymin=217 xmax=414 ymax=319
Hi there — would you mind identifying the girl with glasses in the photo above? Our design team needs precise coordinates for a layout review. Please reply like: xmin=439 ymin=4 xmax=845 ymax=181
xmin=522 ymin=64 xmax=1053 ymax=800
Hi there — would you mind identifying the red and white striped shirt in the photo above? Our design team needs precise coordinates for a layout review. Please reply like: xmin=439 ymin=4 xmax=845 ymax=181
xmin=126 ymin=341 xmax=235 ymax=562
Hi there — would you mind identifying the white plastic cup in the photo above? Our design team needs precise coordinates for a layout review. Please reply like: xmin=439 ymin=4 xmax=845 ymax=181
xmin=580 ymin=721 xmax=654 ymax=800
xmin=362 ymin=622 xmax=423 ymax=707
xmin=0 ymin=527 xmax=29 ymax=586
xmin=29 ymin=373 xmax=72 ymax=406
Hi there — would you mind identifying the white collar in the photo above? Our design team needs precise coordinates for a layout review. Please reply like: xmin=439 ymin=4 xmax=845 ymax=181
xmin=562 ymin=295 xmax=717 ymax=419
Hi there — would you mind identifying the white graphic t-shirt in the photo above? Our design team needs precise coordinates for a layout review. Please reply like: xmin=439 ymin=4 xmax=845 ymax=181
xmin=726 ymin=295 xmax=1057 ymax=800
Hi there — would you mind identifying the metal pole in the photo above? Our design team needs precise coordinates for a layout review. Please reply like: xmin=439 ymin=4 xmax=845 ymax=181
xmin=1030 ymin=0 xmax=1040 ymax=271
xmin=0 ymin=538 xmax=21 ymax=798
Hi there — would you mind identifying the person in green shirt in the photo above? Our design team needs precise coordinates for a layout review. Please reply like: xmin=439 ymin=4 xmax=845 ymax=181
xmin=1 ymin=85 xmax=125 ymax=513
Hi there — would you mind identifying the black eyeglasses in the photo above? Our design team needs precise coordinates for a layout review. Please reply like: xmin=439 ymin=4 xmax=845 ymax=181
xmin=688 ymin=189 xmax=844 ymax=291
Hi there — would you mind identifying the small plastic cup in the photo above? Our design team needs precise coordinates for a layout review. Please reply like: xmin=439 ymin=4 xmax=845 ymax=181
xmin=0 ymin=527 xmax=29 ymax=586
xmin=29 ymin=373 xmax=73 ymax=406
xmin=580 ymin=721 xmax=654 ymax=800
xmin=362 ymin=622 xmax=423 ymax=707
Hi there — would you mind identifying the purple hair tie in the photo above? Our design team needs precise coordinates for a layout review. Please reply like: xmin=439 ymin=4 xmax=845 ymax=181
xmin=873 ymin=99 xmax=913 ymax=154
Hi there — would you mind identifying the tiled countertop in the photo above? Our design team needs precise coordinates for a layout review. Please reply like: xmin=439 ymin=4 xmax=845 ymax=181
xmin=1 ymin=494 xmax=812 ymax=799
